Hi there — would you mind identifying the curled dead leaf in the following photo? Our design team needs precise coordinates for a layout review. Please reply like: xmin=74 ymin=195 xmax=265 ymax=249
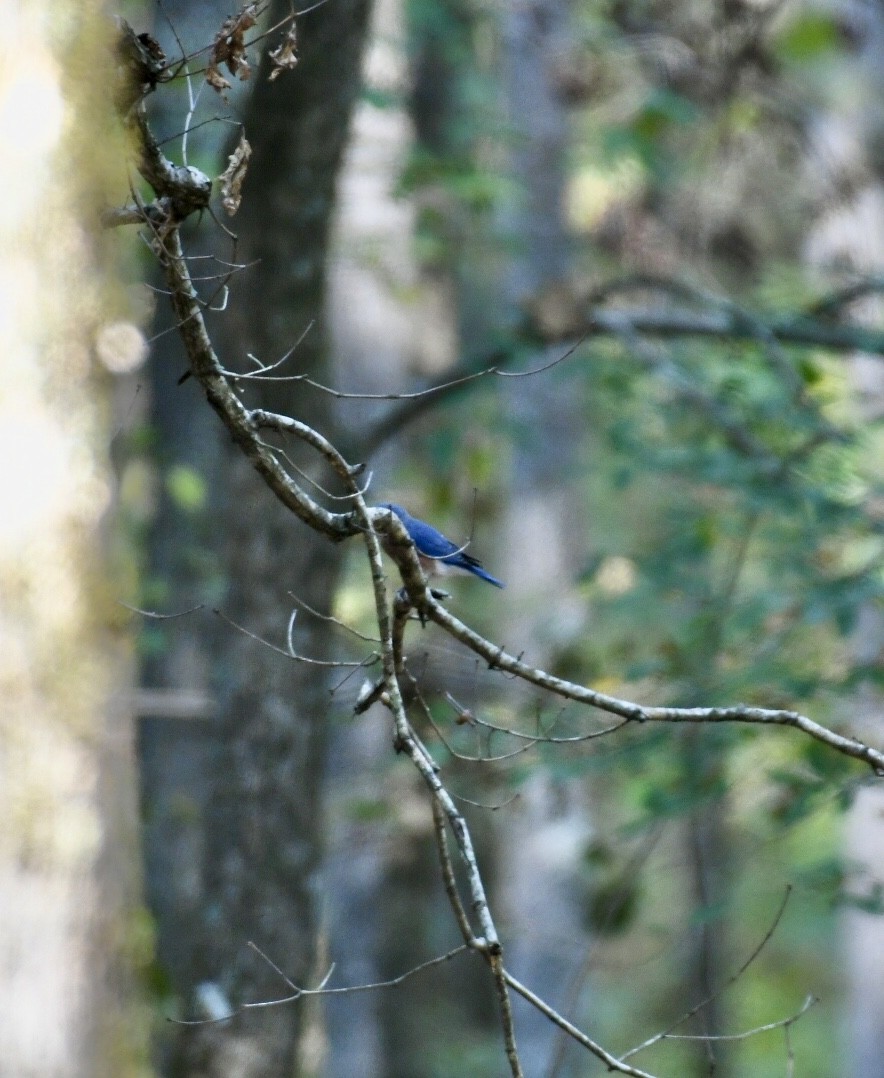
xmin=268 ymin=24 xmax=299 ymax=81
xmin=219 ymin=132 xmax=252 ymax=215
xmin=206 ymin=65 xmax=232 ymax=94
xmin=206 ymin=3 xmax=257 ymax=96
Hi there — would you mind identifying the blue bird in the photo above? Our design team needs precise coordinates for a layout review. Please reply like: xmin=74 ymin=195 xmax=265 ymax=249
xmin=379 ymin=503 xmax=505 ymax=589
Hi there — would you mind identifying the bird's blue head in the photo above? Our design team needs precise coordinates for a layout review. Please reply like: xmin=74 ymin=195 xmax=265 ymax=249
xmin=379 ymin=502 xmax=408 ymax=521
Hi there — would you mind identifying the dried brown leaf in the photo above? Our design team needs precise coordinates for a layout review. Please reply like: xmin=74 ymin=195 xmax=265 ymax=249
xmin=219 ymin=133 xmax=252 ymax=216
xmin=206 ymin=3 xmax=257 ymax=95
xmin=206 ymin=64 xmax=232 ymax=94
xmin=268 ymin=24 xmax=299 ymax=81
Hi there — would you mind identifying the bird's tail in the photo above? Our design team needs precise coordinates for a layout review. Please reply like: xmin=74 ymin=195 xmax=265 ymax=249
xmin=470 ymin=565 xmax=505 ymax=588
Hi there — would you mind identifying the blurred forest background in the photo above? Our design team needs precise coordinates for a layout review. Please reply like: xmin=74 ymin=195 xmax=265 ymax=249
xmin=4 ymin=0 xmax=884 ymax=1075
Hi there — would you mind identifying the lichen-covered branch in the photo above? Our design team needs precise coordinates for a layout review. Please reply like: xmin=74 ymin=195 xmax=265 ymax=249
xmin=422 ymin=599 xmax=884 ymax=775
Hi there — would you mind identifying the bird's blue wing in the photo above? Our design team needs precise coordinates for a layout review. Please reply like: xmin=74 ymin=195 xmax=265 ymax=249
xmin=379 ymin=502 xmax=505 ymax=587
xmin=408 ymin=519 xmax=461 ymax=560
xmin=411 ymin=521 xmax=505 ymax=587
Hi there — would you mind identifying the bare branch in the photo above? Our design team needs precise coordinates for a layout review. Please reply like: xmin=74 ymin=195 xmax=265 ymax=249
xmin=430 ymin=797 xmax=476 ymax=946
xmin=351 ymin=497 xmax=528 ymax=1074
xmin=218 ymin=320 xmax=314 ymax=381
xmin=425 ymin=704 xmax=543 ymax=764
xmin=364 ymin=272 xmax=884 ymax=452
xmin=451 ymin=789 xmax=520 ymax=811
xmin=422 ymin=600 xmax=884 ymax=775
xmin=249 ymin=409 xmax=364 ymax=487
xmin=661 ymin=994 xmax=817 ymax=1043
xmin=169 ymin=945 xmax=471 ymax=1025
xmin=158 ymin=229 xmax=353 ymax=540
xmin=502 ymin=968 xmax=658 ymax=1078
xmin=118 ymin=600 xmax=204 ymax=620
xmin=490 ymin=951 xmax=524 ymax=1078
xmin=622 ymin=886 xmax=794 ymax=1061
xmin=287 ymin=591 xmax=381 ymax=643
xmin=445 ymin=692 xmax=628 ymax=747
xmin=254 ymin=436 xmax=372 ymax=502
xmin=431 ymin=799 xmax=524 ymax=1076
xmin=212 ymin=607 xmax=379 ymax=669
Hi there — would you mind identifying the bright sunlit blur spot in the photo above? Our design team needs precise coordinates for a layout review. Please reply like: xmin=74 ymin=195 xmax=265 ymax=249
xmin=96 ymin=321 xmax=149 ymax=373
xmin=0 ymin=61 xmax=64 ymax=156
xmin=0 ymin=47 xmax=81 ymax=559
xmin=566 ymin=157 xmax=644 ymax=232
xmin=0 ymin=59 xmax=65 ymax=228
xmin=595 ymin=555 xmax=638 ymax=596
xmin=0 ymin=262 xmax=39 ymax=353
xmin=0 ymin=406 xmax=70 ymax=555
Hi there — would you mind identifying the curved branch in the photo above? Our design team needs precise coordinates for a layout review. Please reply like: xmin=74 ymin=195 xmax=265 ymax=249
xmin=363 ymin=273 xmax=884 ymax=452
xmin=422 ymin=600 xmax=884 ymax=775
xmin=159 ymin=228 xmax=353 ymax=541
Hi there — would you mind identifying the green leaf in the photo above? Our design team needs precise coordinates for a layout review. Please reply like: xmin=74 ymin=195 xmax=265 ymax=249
xmin=165 ymin=464 xmax=207 ymax=513
xmin=360 ymin=84 xmax=399 ymax=110
xmin=346 ymin=797 xmax=390 ymax=823
xmin=776 ymin=14 xmax=841 ymax=62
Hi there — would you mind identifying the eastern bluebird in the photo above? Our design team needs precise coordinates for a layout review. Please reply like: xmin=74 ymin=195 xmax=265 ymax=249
xmin=379 ymin=503 xmax=505 ymax=589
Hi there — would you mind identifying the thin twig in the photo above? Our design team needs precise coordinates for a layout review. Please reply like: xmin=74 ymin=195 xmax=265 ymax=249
xmin=168 ymin=945 xmax=471 ymax=1025
xmin=661 ymin=994 xmax=817 ymax=1043
xmin=622 ymin=885 xmax=794 ymax=1060
xmin=502 ymin=968 xmax=658 ymax=1078
xmin=490 ymin=951 xmax=524 ymax=1078
xmin=213 ymin=607 xmax=379 ymax=669
xmin=287 ymin=591 xmax=381 ymax=643
xmin=118 ymin=600 xmax=205 ymax=619
xmin=451 ymin=789 xmax=520 ymax=811
xmin=431 ymin=797 xmax=475 ymax=945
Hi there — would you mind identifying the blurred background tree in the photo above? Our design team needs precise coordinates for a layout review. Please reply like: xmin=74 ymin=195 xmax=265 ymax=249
xmin=0 ymin=3 xmax=152 ymax=1076
xmin=97 ymin=1 xmax=884 ymax=1076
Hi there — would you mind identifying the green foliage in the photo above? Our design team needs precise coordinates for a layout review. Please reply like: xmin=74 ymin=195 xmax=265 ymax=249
xmin=578 ymin=339 xmax=880 ymax=711
xmin=164 ymin=463 xmax=207 ymax=513
xmin=345 ymin=796 xmax=392 ymax=823
xmin=773 ymin=13 xmax=842 ymax=64
xmin=527 ymin=304 xmax=877 ymax=1074
xmin=383 ymin=2 xmax=883 ymax=1072
xmin=617 ymin=89 xmax=700 ymax=178
xmin=581 ymin=838 xmax=643 ymax=935
xmin=360 ymin=84 xmax=401 ymax=111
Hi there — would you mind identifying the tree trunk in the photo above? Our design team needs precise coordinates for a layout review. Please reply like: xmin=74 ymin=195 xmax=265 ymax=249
xmin=167 ymin=2 xmax=372 ymax=1074
xmin=0 ymin=5 xmax=149 ymax=1075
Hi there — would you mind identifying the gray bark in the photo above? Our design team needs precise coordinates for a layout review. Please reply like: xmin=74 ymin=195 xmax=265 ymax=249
xmin=157 ymin=2 xmax=373 ymax=1074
